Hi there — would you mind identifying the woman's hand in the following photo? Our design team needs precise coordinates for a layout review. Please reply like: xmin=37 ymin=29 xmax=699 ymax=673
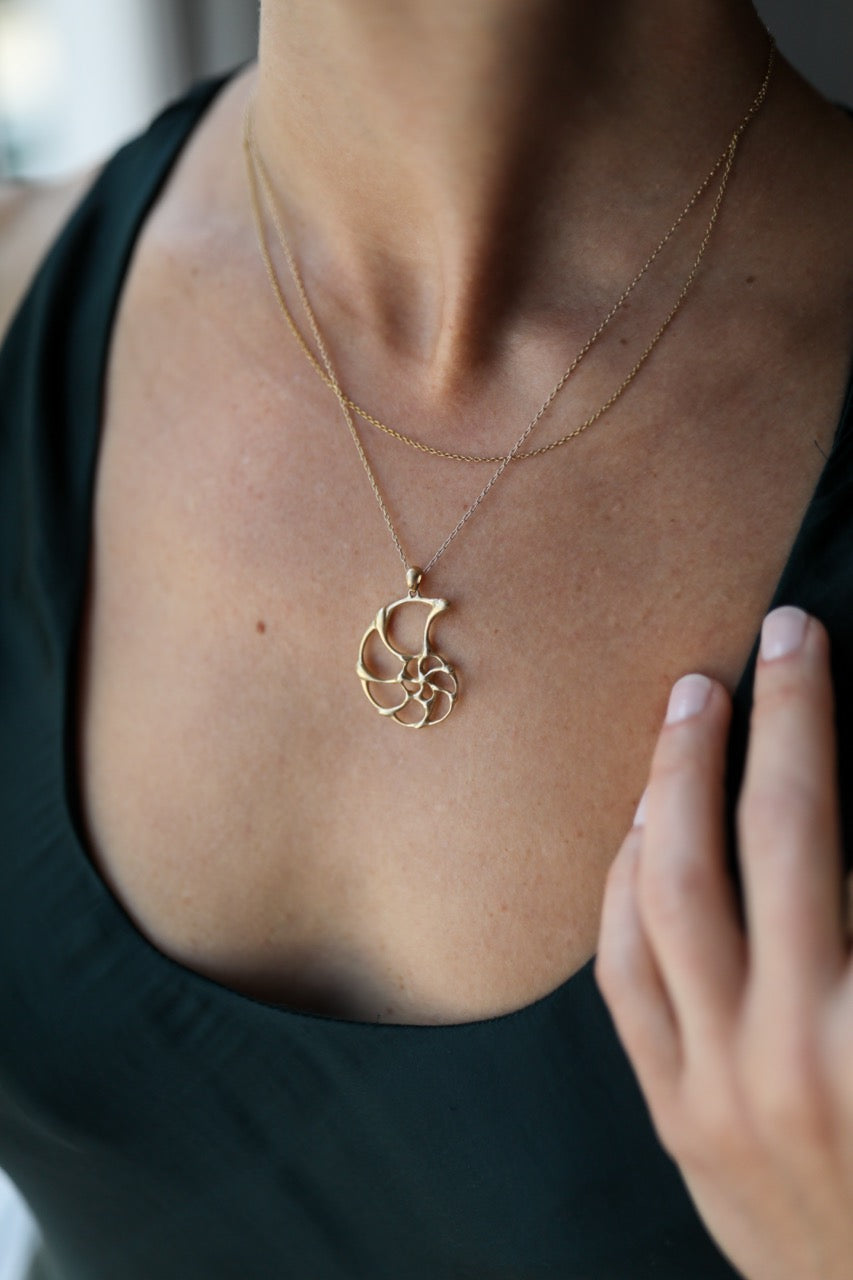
xmin=596 ymin=605 xmax=853 ymax=1280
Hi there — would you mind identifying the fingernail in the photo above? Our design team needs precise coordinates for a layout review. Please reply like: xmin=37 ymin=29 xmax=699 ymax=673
xmin=665 ymin=673 xmax=712 ymax=724
xmin=760 ymin=605 xmax=808 ymax=661
xmin=633 ymin=787 xmax=648 ymax=827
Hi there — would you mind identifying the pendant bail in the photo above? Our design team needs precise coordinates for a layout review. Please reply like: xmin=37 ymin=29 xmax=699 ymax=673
xmin=406 ymin=566 xmax=423 ymax=597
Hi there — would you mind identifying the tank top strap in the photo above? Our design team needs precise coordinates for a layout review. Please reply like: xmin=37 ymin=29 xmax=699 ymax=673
xmin=0 ymin=73 xmax=234 ymax=642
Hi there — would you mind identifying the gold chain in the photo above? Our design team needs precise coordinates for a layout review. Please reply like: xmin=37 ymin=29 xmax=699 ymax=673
xmin=245 ymin=38 xmax=775 ymax=466
xmin=243 ymin=39 xmax=774 ymax=585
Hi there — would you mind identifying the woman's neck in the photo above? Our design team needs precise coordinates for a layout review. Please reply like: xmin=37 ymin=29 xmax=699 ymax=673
xmin=252 ymin=0 xmax=773 ymax=387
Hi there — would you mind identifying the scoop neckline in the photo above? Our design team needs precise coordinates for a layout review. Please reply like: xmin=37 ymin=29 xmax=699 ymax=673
xmin=56 ymin=70 xmax=853 ymax=1035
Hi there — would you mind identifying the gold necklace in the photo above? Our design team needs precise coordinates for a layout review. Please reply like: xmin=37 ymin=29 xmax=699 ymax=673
xmin=244 ymin=40 xmax=775 ymax=728
xmin=247 ymin=40 xmax=776 ymax=466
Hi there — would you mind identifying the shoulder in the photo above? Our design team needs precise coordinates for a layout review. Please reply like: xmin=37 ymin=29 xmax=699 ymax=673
xmin=0 ymin=169 xmax=99 ymax=343
xmin=0 ymin=69 xmax=250 ymax=351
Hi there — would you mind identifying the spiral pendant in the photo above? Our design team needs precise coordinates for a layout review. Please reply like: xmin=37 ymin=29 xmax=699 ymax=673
xmin=356 ymin=569 xmax=458 ymax=727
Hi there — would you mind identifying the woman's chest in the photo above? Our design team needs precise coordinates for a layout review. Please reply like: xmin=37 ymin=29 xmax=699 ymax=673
xmin=73 ymin=267 xmax=852 ymax=1024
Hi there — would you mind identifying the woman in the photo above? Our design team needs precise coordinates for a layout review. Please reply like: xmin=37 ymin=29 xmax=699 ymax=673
xmin=1 ymin=1 xmax=852 ymax=1276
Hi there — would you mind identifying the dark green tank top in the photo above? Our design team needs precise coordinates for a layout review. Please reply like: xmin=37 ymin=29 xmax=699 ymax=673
xmin=2 ymin=76 xmax=853 ymax=1280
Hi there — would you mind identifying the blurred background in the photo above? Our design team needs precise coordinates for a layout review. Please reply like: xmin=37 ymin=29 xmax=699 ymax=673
xmin=0 ymin=0 xmax=259 ymax=178
xmin=0 ymin=0 xmax=851 ymax=1275
xmin=0 ymin=0 xmax=851 ymax=180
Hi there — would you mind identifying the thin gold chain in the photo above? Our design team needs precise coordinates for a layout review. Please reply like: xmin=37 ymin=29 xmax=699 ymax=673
xmin=245 ymin=38 xmax=775 ymax=466
xmin=244 ymin=40 xmax=775 ymax=580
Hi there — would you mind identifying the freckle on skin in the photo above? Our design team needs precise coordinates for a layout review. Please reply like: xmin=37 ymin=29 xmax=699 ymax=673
xmin=746 ymin=274 xmax=756 ymax=284
xmin=257 ymin=621 xmax=267 ymax=635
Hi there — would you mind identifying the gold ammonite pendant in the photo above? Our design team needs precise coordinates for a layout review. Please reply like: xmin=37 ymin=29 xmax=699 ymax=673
xmin=357 ymin=568 xmax=458 ymax=727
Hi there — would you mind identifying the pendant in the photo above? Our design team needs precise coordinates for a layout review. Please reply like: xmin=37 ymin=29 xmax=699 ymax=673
xmin=357 ymin=568 xmax=458 ymax=727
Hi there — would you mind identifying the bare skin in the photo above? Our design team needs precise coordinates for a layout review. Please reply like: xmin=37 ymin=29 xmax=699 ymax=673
xmin=3 ymin=1 xmax=852 ymax=1027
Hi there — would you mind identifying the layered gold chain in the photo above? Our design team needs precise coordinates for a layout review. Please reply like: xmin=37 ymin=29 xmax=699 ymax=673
xmin=242 ymin=39 xmax=775 ymax=726
xmin=245 ymin=39 xmax=775 ymax=467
